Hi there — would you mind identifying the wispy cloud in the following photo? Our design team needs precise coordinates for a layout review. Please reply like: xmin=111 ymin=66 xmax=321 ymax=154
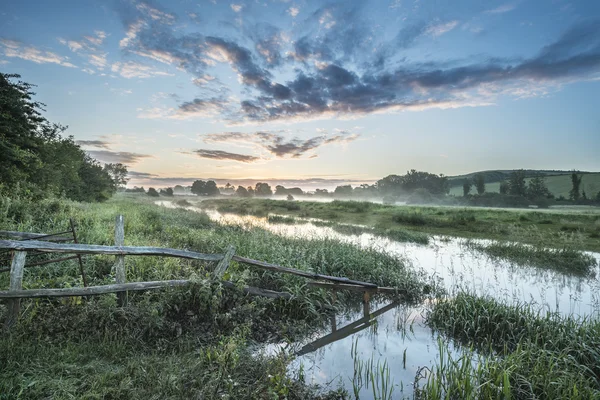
xmin=86 ymin=150 xmax=152 ymax=164
xmin=485 ymin=3 xmax=516 ymax=14
xmin=230 ymin=4 xmax=243 ymax=13
xmin=111 ymin=61 xmax=173 ymax=78
xmin=0 ymin=39 xmax=76 ymax=68
xmin=76 ymin=140 xmax=112 ymax=149
xmin=202 ymin=130 xmax=360 ymax=159
xmin=288 ymin=7 xmax=299 ymax=17
xmin=189 ymin=149 xmax=259 ymax=163
xmin=427 ymin=20 xmax=459 ymax=37
xmin=58 ymin=30 xmax=108 ymax=71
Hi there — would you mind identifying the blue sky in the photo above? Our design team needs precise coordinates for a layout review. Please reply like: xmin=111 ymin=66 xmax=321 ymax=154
xmin=1 ymin=0 xmax=599 ymax=189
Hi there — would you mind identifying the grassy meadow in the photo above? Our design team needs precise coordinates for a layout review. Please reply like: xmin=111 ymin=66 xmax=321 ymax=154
xmin=0 ymin=194 xmax=426 ymax=399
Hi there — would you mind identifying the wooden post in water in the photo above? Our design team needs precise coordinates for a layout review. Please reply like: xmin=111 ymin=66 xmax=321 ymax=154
xmin=363 ymin=290 xmax=371 ymax=318
xmin=114 ymin=215 xmax=127 ymax=307
xmin=4 ymin=251 xmax=27 ymax=329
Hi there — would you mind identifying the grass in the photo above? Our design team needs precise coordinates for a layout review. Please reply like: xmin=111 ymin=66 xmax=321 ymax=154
xmin=198 ymin=198 xmax=600 ymax=252
xmin=467 ymin=241 xmax=598 ymax=277
xmin=421 ymin=293 xmax=600 ymax=399
xmin=0 ymin=193 xmax=428 ymax=399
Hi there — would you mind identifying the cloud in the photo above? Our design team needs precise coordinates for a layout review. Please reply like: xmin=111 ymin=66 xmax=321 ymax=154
xmin=111 ymin=2 xmax=600 ymax=124
xmin=230 ymin=4 xmax=242 ymax=12
xmin=202 ymin=130 xmax=359 ymax=159
xmin=76 ymin=140 xmax=112 ymax=149
xmin=288 ymin=7 xmax=299 ymax=17
xmin=128 ymin=170 xmax=159 ymax=178
xmin=190 ymin=149 xmax=259 ymax=163
xmin=86 ymin=150 xmax=152 ymax=164
xmin=111 ymin=61 xmax=173 ymax=78
xmin=58 ymin=31 xmax=108 ymax=70
xmin=0 ymin=39 xmax=76 ymax=68
xmin=426 ymin=20 xmax=459 ymax=37
xmin=485 ymin=3 xmax=516 ymax=14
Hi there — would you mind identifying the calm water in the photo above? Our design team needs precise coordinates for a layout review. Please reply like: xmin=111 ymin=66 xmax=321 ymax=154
xmin=157 ymin=201 xmax=600 ymax=398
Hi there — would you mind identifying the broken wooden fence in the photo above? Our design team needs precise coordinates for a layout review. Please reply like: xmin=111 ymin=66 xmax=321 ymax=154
xmin=0 ymin=215 xmax=400 ymax=328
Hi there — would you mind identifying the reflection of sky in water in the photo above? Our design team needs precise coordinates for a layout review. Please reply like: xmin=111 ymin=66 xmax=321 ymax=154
xmin=157 ymin=201 xmax=600 ymax=398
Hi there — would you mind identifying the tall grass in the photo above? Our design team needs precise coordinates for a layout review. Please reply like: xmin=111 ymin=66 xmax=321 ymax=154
xmin=467 ymin=241 xmax=598 ymax=276
xmin=421 ymin=293 xmax=600 ymax=399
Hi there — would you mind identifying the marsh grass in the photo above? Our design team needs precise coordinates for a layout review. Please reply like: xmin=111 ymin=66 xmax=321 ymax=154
xmin=467 ymin=241 xmax=597 ymax=276
xmin=199 ymin=198 xmax=600 ymax=252
xmin=0 ymin=193 xmax=426 ymax=398
xmin=422 ymin=293 xmax=600 ymax=399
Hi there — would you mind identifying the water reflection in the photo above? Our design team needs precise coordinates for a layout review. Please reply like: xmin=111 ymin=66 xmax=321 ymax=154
xmin=157 ymin=201 xmax=600 ymax=399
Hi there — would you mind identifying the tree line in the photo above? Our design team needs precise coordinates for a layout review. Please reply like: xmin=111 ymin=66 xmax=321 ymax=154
xmin=0 ymin=73 xmax=127 ymax=202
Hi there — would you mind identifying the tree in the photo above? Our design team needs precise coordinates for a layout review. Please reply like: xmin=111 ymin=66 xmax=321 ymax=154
xmin=236 ymin=186 xmax=249 ymax=197
xmin=463 ymin=179 xmax=472 ymax=197
xmin=334 ymin=185 xmax=353 ymax=197
xmin=474 ymin=174 xmax=485 ymax=195
xmin=254 ymin=182 xmax=272 ymax=196
xmin=147 ymin=187 xmax=159 ymax=197
xmin=247 ymin=186 xmax=255 ymax=196
xmin=191 ymin=180 xmax=220 ymax=196
xmin=173 ymin=185 xmax=185 ymax=193
xmin=103 ymin=163 xmax=129 ymax=189
xmin=527 ymin=176 xmax=552 ymax=200
xmin=160 ymin=187 xmax=174 ymax=196
xmin=569 ymin=172 xmax=583 ymax=201
xmin=287 ymin=194 xmax=294 ymax=201
xmin=315 ymin=188 xmax=329 ymax=196
xmin=508 ymin=170 xmax=527 ymax=197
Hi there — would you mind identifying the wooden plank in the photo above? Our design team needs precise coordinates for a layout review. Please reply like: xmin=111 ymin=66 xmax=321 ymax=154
xmin=70 ymin=218 xmax=88 ymax=287
xmin=4 ymin=251 xmax=27 ymax=328
xmin=213 ymin=245 xmax=235 ymax=279
xmin=0 ymin=279 xmax=294 ymax=300
xmin=306 ymin=281 xmax=403 ymax=294
xmin=0 ymin=240 xmax=224 ymax=261
xmin=0 ymin=230 xmax=73 ymax=241
xmin=114 ymin=215 xmax=127 ymax=307
xmin=232 ymin=255 xmax=378 ymax=288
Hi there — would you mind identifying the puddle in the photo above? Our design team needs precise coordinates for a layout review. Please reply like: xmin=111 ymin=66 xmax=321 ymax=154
xmin=157 ymin=201 xmax=600 ymax=398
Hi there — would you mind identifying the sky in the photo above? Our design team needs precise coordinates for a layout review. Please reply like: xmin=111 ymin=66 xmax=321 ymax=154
xmin=1 ymin=0 xmax=599 ymax=190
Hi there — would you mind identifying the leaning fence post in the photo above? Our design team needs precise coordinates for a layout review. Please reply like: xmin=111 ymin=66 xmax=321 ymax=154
xmin=4 ymin=251 xmax=27 ymax=329
xmin=69 ymin=218 xmax=88 ymax=287
xmin=114 ymin=215 xmax=127 ymax=307
xmin=213 ymin=245 xmax=235 ymax=279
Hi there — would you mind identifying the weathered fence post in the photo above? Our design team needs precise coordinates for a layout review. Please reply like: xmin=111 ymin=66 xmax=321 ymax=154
xmin=114 ymin=215 xmax=127 ymax=307
xmin=70 ymin=218 xmax=88 ymax=287
xmin=213 ymin=245 xmax=235 ymax=279
xmin=4 ymin=251 xmax=27 ymax=329
xmin=363 ymin=291 xmax=371 ymax=318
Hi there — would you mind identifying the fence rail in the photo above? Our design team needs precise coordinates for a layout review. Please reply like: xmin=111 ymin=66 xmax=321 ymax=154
xmin=1 ymin=215 xmax=390 ymax=329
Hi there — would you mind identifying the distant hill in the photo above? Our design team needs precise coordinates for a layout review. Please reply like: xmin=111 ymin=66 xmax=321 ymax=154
xmin=448 ymin=170 xmax=600 ymax=198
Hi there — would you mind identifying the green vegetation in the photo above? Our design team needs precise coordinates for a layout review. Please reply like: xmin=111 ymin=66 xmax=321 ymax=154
xmin=0 ymin=194 xmax=427 ymax=398
xmin=198 ymin=198 xmax=600 ymax=252
xmin=0 ymin=73 xmax=123 ymax=202
xmin=467 ymin=241 xmax=597 ymax=277
xmin=423 ymin=293 xmax=600 ymax=399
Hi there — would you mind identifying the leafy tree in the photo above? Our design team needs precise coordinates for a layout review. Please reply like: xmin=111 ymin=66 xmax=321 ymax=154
xmin=508 ymin=170 xmax=527 ymax=197
xmin=474 ymin=174 xmax=485 ymax=195
xmin=275 ymin=185 xmax=303 ymax=196
xmin=191 ymin=180 xmax=220 ymax=196
xmin=527 ymin=176 xmax=552 ymax=200
xmin=159 ymin=187 xmax=174 ymax=196
xmin=173 ymin=185 xmax=185 ymax=193
xmin=463 ymin=179 xmax=472 ymax=197
xmin=236 ymin=186 xmax=249 ymax=197
xmin=596 ymin=191 xmax=600 ymax=202
xmin=147 ymin=187 xmax=159 ymax=197
xmin=334 ymin=185 xmax=353 ymax=197
xmin=254 ymin=182 xmax=272 ymax=196
xmin=287 ymin=194 xmax=295 ymax=201
xmin=315 ymin=188 xmax=329 ymax=196
xmin=377 ymin=170 xmax=449 ymax=196
xmin=0 ymin=73 xmax=116 ymax=201
xmin=247 ymin=186 xmax=255 ymax=196
xmin=569 ymin=172 xmax=583 ymax=201
xmin=103 ymin=163 xmax=129 ymax=189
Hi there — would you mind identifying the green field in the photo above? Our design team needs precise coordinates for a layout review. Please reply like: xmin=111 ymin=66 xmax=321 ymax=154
xmin=449 ymin=172 xmax=600 ymax=198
